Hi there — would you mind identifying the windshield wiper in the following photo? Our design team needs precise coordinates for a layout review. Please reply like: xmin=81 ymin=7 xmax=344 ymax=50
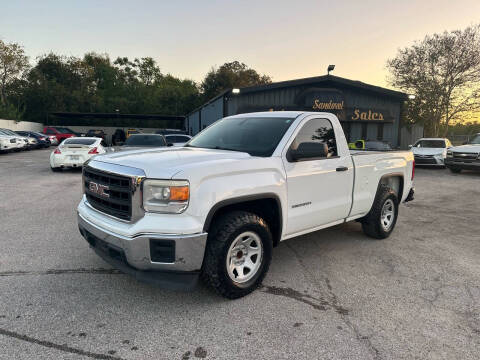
xmin=185 ymin=144 xmax=240 ymax=152
xmin=211 ymin=146 xmax=240 ymax=152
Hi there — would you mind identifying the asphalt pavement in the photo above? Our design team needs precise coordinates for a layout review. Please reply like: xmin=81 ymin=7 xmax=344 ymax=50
xmin=0 ymin=149 xmax=479 ymax=359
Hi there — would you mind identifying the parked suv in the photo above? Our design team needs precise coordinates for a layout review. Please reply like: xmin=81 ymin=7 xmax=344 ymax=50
xmin=445 ymin=133 xmax=480 ymax=173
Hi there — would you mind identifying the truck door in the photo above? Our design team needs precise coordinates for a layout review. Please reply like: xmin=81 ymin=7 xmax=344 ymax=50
xmin=282 ymin=116 xmax=354 ymax=236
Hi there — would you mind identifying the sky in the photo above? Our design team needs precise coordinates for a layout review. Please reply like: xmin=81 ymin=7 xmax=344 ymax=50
xmin=1 ymin=0 xmax=480 ymax=89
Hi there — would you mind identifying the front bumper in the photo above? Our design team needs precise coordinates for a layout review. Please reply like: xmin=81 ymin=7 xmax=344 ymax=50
xmin=51 ymin=155 xmax=89 ymax=168
xmin=413 ymin=155 xmax=444 ymax=166
xmin=445 ymin=158 xmax=480 ymax=171
xmin=77 ymin=212 xmax=207 ymax=289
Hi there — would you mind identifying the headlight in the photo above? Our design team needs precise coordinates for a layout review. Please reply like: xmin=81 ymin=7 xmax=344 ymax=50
xmin=143 ymin=179 xmax=189 ymax=213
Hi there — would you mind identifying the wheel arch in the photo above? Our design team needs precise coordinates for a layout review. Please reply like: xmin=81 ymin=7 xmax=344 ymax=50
xmin=203 ymin=193 xmax=283 ymax=247
xmin=377 ymin=173 xmax=404 ymax=200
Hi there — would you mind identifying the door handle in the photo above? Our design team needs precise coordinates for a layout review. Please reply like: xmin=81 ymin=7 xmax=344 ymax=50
xmin=336 ymin=166 xmax=349 ymax=172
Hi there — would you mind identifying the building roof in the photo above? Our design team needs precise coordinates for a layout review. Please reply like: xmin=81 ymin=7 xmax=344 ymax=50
xmin=238 ymin=74 xmax=407 ymax=98
xmin=187 ymin=75 xmax=407 ymax=117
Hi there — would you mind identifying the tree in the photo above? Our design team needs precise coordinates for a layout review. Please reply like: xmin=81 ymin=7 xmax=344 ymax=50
xmin=387 ymin=25 xmax=480 ymax=136
xmin=0 ymin=40 xmax=29 ymax=109
xmin=201 ymin=61 xmax=271 ymax=100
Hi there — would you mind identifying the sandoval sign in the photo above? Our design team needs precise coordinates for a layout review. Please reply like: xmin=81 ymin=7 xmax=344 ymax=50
xmin=312 ymin=99 xmax=344 ymax=110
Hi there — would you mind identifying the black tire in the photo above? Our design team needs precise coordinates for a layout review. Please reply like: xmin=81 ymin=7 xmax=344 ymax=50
xmin=448 ymin=167 xmax=461 ymax=173
xmin=201 ymin=211 xmax=273 ymax=299
xmin=50 ymin=166 xmax=61 ymax=172
xmin=361 ymin=185 xmax=399 ymax=239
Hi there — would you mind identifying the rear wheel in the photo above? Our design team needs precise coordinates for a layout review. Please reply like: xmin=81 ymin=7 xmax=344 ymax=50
xmin=50 ymin=166 xmax=61 ymax=172
xmin=201 ymin=211 xmax=273 ymax=299
xmin=448 ymin=167 xmax=462 ymax=173
xmin=361 ymin=186 xmax=399 ymax=239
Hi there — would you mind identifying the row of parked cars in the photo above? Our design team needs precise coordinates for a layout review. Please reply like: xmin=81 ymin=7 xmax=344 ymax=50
xmin=346 ymin=134 xmax=480 ymax=174
xmin=49 ymin=131 xmax=192 ymax=171
xmin=0 ymin=128 xmax=60 ymax=153
xmin=410 ymin=134 xmax=480 ymax=173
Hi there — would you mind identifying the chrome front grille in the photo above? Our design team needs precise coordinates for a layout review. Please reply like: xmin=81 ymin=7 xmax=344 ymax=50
xmin=82 ymin=160 xmax=146 ymax=222
xmin=84 ymin=167 xmax=132 ymax=221
xmin=452 ymin=152 xmax=479 ymax=161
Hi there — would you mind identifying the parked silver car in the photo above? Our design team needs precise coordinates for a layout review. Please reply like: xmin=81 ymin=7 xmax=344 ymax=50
xmin=410 ymin=138 xmax=452 ymax=167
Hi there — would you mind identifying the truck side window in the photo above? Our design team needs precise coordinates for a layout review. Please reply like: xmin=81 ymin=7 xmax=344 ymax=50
xmin=46 ymin=129 xmax=54 ymax=135
xmin=290 ymin=118 xmax=338 ymax=159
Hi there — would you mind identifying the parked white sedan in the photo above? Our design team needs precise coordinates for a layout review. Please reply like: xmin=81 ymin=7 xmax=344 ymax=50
xmin=0 ymin=134 xmax=18 ymax=153
xmin=0 ymin=129 xmax=27 ymax=151
xmin=410 ymin=138 xmax=452 ymax=167
xmin=50 ymin=137 xmax=108 ymax=171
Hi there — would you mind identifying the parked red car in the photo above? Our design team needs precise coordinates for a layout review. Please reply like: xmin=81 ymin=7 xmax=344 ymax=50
xmin=42 ymin=127 xmax=77 ymax=143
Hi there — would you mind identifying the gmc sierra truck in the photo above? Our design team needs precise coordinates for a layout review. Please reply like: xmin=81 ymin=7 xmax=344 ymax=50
xmin=77 ymin=112 xmax=415 ymax=299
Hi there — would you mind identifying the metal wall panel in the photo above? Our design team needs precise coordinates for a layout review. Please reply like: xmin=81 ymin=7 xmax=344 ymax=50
xmin=366 ymin=123 xmax=378 ymax=141
xmin=350 ymin=123 xmax=362 ymax=141
xmin=200 ymin=97 xmax=224 ymax=131
xmin=188 ymin=112 xmax=200 ymax=135
xmin=189 ymin=80 xmax=403 ymax=145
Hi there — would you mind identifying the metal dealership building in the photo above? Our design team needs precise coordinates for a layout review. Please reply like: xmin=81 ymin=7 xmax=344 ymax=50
xmin=186 ymin=75 xmax=408 ymax=147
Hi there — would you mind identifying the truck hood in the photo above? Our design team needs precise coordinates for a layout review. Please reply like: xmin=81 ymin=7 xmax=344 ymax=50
xmin=411 ymin=147 xmax=445 ymax=156
xmin=449 ymin=144 xmax=480 ymax=153
xmin=92 ymin=147 xmax=251 ymax=178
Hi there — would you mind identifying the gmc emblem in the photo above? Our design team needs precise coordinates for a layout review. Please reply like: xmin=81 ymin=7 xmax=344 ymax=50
xmin=89 ymin=181 xmax=110 ymax=198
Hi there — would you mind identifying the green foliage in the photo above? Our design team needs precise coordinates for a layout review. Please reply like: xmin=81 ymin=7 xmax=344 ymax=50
xmin=441 ymin=121 xmax=480 ymax=136
xmin=1 ymin=39 xmax=272 ymax=125
xmin=387 ymin=24 xmax=480 ymax=137
xmin=13 ymin=53 xmax=204 ymax=123
xmin=0 ymin=40 xmax=29 ymax=107
xmin=0 ymin=102 xmax=23 ymax=120
xmin=201 ymin=61 xmax=271 ymax=101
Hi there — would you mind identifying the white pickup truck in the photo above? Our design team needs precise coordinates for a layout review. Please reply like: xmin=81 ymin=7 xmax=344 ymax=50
xmin=77 ymin=112 xmax=415 ymax=298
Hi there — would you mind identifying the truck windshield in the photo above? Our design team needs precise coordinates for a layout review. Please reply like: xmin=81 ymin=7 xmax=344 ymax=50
xmin=414 ymin=140 xmax=445 ymax=148
xmin=469 ymin=135 xmax=480 ymax=144
xmin=187 ymin=116 xmax=295 ymax=157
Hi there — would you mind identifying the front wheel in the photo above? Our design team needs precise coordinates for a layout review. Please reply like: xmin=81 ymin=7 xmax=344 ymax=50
xmin=50 ymin=166 xmax=61 ymax=172
xmin=361 ymin=186 xmax=399 ymax=239
xmin=448 ymin=167 xmax=462 ymax=173
xmin=201 ymin=211 xmax=273 ymax=299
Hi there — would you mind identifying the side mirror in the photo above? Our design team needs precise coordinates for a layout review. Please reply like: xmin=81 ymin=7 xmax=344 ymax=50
xmin=408 ymin=144 xmax=413 ymax=149
xmin=290 ymin=142 xmax=328 ymax=161
xmin=167 ymin=143 xmax=174 ymax=147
